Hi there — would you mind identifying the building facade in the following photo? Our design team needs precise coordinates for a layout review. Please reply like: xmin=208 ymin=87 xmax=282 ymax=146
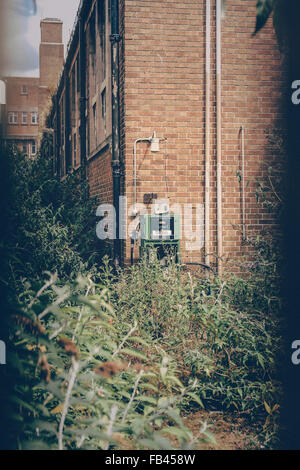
xmin=2 ymin=18 xmax=64 ymax=157
xmin=50 ymin=0 xmax=286 ymax=271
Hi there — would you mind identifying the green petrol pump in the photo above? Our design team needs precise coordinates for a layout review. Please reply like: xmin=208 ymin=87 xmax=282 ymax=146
xmin=139 ymin=214 xmax=181 ymax=263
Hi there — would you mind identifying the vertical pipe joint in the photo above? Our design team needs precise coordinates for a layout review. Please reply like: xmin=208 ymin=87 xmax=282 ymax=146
xmin=216 ymin=0 xmax=223 ymax=275
xmin=110 ymin=0 xmax=122 ymax=265
xmin=205 ymin=0 xmax=211 ymax=267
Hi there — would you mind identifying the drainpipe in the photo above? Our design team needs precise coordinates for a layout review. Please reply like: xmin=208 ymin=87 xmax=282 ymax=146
xmin=205 ymin=0 xmax=211 ymax=267
xmin=79 ymin=13 xmax=87 ymax=172
xmin=110 ymin=0 xmax=122 ymax=265
xmin=65 ymin=69 xmax=71 ymax=173
xmin=240 ymin=125 xmax=247 ymax=243
xmin=55 ymin=94 xmax=60 ymax=177
xmin=133 ymin=137 xmax=151 ymax=216
xmin=216 ymin=0 xmax=223 ymax=275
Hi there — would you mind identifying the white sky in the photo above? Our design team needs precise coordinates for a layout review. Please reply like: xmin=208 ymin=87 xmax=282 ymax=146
xmin=25 ymin=0 xmax=81 ymax=77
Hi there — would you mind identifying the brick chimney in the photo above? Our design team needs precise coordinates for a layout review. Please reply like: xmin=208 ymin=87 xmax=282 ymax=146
xmin=39 ymin=18 xmax=64 ymax=90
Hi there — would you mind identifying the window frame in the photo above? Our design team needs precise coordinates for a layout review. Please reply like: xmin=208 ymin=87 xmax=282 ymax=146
xmin=22 ymin=143 xmax=28 ymax=155
xmin=8 ymin=111 xmax=18 ymax=124
xmin=73 ymin=132 xmax=77 ymax=167
xmin=22 ymin=112 xmax=27 ymax=124
xmin=31 ymin=141 xmax=37 ymax=156
xmin=31 ymin=111 xmax=38 ymax=125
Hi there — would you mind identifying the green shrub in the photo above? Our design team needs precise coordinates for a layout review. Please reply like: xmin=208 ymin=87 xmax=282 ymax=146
xmin=6 ymin=273 xmax=214 ymax=450
xmin=103 ymin=253 xmax=283 ymax=446
xmin=1 ymin=141 xmax=99 ymax=289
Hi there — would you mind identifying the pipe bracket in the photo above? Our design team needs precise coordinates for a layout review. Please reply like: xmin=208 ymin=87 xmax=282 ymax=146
xmin=110 ymin=34 xmax=122 ymax=44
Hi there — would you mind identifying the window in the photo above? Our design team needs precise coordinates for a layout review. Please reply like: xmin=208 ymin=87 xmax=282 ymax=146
xmin=89 ymin=9 xmax=96 ymax=77
xmin=22 ymin=112 xmax=27 ymax=124
xmin=8 ymin=112 xmax=18 ymax=124
xmin=71 ymin=66 xmax=76 ymax=126
xmin=76 ymin=57 xmax=80 ymax=93
xmin=31 ymin=112 xmax=38 ymax=124
xmin=93 ymin=103 xmax=97 ymax=147
xmin=101 ymin=88 xmax=106 ymax=135
xmin=31 ymin=141 xmax=37 ymax=155
xmin=21 ymin=85 xmax=27 ymax=95
xmin=60 ymin=96 xmax=65 ymax=146
xmin=22 ymin=143 xmax=27 ymax=155
xmin=73 ymin=133 xmax=77 ymax=166
xmin=97 ymin=0 xmax=106 ymax=78
xmin=89 ymin=10 xmax=96 ymax=55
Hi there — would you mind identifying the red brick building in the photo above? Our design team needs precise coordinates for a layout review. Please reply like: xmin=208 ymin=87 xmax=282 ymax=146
xmin=2 ymin=18 xmax=64 ymax=157
xmin=50 ymin=0 xmax=286 ymax=271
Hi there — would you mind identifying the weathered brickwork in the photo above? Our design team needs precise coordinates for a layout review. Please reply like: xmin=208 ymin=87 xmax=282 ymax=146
xmin=51 ymin=0 xmax=286 ymax=271
xmin=122 ymin=0 xmax=286 ymax=267
xmin=220 ymin=1 xmax=286 ymax=268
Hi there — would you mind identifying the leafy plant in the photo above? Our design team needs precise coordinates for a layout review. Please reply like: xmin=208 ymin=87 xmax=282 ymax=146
xmin=6 ymin=273 xmax=214 ymax=450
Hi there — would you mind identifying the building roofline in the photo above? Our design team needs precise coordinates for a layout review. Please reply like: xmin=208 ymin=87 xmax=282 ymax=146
xmin=40 ymin=18 xmax=63 ymax=24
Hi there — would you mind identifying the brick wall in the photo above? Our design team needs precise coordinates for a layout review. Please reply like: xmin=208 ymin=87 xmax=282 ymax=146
xmin=220 ymin=0 xmax=286 ymax=270
xmin=5 ymin=77 xmax=39 ymax=153
xmin=49 ymin=0 xmax=286 ymax=270
xmin=122 ymin=0 xmax=286 ymax=268
xmin=40 ymin=20 xmax=63 ymax=44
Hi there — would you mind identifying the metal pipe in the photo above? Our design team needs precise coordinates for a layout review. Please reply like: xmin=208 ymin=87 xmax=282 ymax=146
xmin=240 ymin=125 xmax=246 ymax=242
xmin=205 ymin=0 xmax=211 ymax=267
xmin=65 ymin=68 xmax=71 ymax=173
xmin=133 ymin=137 xmax=151 ymax=216
xmin=216 ymin=0 xmax=223 ymax=275
xmin=55 ymin=93 xmax=60 ymax=177
xmin=79 ymin=13 xmax=86 ymax=171
xmin=110 ymin=0 xmax=122 ymax=265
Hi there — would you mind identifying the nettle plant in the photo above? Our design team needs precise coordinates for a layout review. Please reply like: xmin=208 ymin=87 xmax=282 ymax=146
xmin=7 ymin=272 xmax=214 ymax=450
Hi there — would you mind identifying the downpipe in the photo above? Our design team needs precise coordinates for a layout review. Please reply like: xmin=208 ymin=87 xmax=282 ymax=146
xmin=110 ymin=0 xmax=122 ymax=266
xmin=216 ymin=0 xmax=223 ymax=275
xmin=205 ymin=0 xmax=211 ymax=267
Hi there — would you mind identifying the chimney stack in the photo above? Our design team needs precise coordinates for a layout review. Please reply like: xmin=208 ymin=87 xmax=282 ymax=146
xmin=39 ymin=18 xmax=64 ymax=89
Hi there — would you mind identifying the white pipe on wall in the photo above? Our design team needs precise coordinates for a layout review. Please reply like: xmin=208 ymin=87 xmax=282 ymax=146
xmin=133 ymin=133 xmax=158 ymax=216
xmin=240 ymin=125 xmax=246 ymax=242
xmin=205 ymin=0 xmax=211 ymax=267
xmin=133 ymin=138 xmax=150 ymax=216
xmin=216 ymin=0 xmax=223 ymax=275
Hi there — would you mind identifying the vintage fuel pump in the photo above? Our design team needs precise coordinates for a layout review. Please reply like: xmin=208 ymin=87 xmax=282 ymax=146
xmin=139 ymin=201 xmax=180 ymax=263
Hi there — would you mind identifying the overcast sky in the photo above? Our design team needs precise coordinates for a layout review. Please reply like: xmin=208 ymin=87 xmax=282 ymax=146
xmin=0 ymin=0 xmax=81 ymax=77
